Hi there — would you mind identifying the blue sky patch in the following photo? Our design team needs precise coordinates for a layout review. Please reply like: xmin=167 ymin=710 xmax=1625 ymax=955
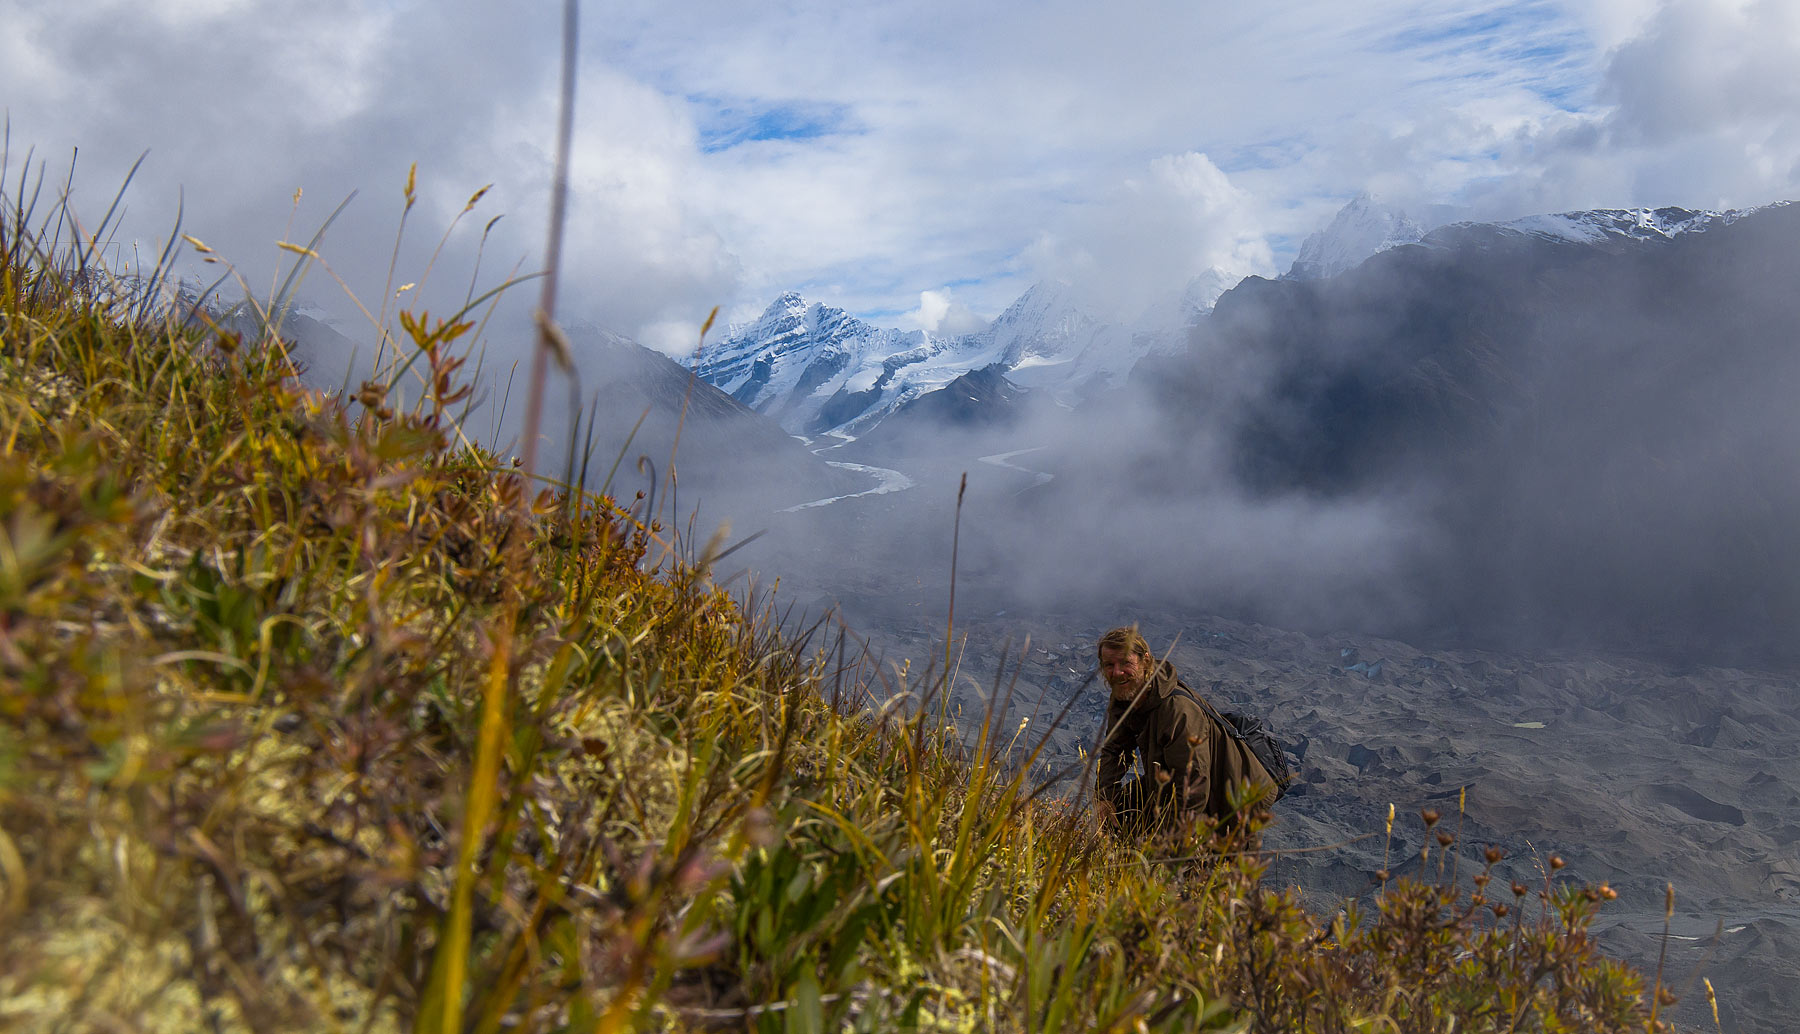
xmin=696 ymin=98 xmax=857 ymax=152
xmin=1372 ymin=1 xmax=1595 ymax=108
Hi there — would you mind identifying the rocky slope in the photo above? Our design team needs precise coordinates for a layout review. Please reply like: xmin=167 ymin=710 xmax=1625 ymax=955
xmin=834 ymin=599 xmax=1799 ymax=1034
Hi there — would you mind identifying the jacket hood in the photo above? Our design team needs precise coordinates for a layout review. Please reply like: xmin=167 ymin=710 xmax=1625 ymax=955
xmin=1144 ymin=658 xmax=1182 ymax=699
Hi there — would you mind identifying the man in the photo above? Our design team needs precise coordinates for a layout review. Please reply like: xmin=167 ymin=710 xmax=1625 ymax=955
xmin=1092 ymin=626 xmax=1277 ymax=837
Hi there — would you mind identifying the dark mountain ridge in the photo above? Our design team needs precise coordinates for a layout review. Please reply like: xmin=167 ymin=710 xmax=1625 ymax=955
xmin=1127 ymin=201 xmax=1800 ymax=662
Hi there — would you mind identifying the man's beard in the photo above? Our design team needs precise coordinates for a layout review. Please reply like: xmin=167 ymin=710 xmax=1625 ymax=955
xmin=1107 ymin=677 xmax=1142 ymax=699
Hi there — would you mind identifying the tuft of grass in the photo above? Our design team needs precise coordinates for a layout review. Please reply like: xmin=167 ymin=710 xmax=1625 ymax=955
xmin=0 ymin=158 xmax=1661 ymax=1032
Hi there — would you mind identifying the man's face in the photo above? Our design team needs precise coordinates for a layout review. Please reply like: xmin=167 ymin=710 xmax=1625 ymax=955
xmin=1099 ymin=645 xmax=1148 ymax=701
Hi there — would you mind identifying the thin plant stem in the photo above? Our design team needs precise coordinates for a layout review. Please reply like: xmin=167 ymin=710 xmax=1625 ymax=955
xmin=519 ymin=0 xmax=579 ymax=481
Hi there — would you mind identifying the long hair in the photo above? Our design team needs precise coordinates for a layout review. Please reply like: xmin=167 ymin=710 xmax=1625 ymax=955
xmin=1096 ymin=625 xmax=1151 ymax=662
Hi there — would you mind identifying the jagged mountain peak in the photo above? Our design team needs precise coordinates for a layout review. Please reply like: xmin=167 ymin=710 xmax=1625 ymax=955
xmin=688 ymin=289 xmax=956 ymax=435
xmin=1286 ymin=193 xmax=1428 ymax=281
xmin=987 ymin=279 xmax=1101 ymax=362
xmin=762 ymin=289 xmax=808 ymax=316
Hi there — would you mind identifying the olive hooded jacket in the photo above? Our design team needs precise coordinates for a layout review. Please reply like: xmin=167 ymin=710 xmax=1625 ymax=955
xmin=1095 ymin=660 xmax=1276 ymax=822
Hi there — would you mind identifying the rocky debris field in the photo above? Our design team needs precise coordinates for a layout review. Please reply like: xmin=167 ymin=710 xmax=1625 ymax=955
xmin=830 ymin=597 xmax=1800 ymax=1034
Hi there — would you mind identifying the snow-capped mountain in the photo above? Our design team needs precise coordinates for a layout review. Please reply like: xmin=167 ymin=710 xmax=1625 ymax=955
xmin=982 ymin=279 xmax=1105 ymax=368
xmin=1285 ymin=194 xmax=1428 ymax=280
xmin=1287 ymin=194 xmax=1779 ymax=281
xmin=690 ymin=292 xmax=1013 ymax=436
xmin=691 ymin=269 xmax=1243 ymax=437
xmin=1472 ymin=204 xmax=1771 ymax=247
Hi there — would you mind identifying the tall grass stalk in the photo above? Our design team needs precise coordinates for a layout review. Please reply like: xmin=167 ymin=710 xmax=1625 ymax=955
xmin=518 ymin=0 xmax=579 ymax=483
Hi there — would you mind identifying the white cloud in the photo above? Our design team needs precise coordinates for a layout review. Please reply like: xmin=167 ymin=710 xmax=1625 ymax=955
xmin=1604 ymin=0 xmax=1800 ymax=145
xmin=2 ymin=0 xmax=1794 ymax=356
xmin=1030 ymin=152 xmax=1273 ymax=321
xmin=898 ymin=289 xmax=988 ymax=336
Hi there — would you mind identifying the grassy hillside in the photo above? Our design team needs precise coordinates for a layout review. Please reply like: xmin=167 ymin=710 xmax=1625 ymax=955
xmin=0 ymin=205 xmax=1667 ymax=1032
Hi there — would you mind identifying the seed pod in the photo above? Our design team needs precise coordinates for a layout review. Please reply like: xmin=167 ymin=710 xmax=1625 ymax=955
xmin=1421 ymin=809 xmax=1440 ymax=827
xmin=1484 ymin=846 xmax=1504 ymax=864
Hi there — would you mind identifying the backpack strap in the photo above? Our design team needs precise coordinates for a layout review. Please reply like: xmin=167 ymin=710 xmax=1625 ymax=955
xmin=1170 ymin=681 xmax=1243 ymax=742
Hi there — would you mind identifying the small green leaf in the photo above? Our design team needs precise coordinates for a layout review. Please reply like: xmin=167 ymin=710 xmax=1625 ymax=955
xmin=790 ymin=969 xmax=822 ymax=1034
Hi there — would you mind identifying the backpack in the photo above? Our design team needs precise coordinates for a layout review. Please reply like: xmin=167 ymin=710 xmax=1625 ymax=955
xmin=1176 ymin=685 xmax=1296 ymax=802
xmin=1217 ymin=709 xmax=1296 ymax=801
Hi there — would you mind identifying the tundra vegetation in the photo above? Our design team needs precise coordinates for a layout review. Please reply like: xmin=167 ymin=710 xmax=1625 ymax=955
xmin=0 ymin=163 xmax=1672 ymax=1032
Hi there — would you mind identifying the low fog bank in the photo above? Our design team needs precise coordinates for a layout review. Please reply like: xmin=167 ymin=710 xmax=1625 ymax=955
xmin=1148 ymin=204 xmax=1800 ymax=664
xmin=739 ymin=203 xmax=1800 ymax=668
xmin=278 ymin=201 xmax=1800 ymax=667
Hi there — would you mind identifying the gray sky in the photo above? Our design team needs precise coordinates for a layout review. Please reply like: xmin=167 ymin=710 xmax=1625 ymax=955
xmin=4 ymin=0 xmax=1797 ymax=353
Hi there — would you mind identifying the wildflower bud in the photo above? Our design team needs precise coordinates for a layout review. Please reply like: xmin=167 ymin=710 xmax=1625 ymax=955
xmin=741 ymin=810 xmax=777 ymax=850
xmin=1376 ymin=869 xmax=1390 ymax=882
xmin=1600 ymin=885 xmax=1617 ymax=900
xmin=1470 ymin=894 xmax=1485 ymax=907
xmin=1511 ymin=882 xmax=1527 ymax=898
xmin=1436 ymin=832 xmax=1454 ymax=847
xmin=1657 ymin=988 xmax=1678 ymax=1007
xmin=1154 ymin=768 xmax=1172 ymax=783
xmin=1484 ymin=846 xmax=1504 ymax=864
xmin=1492 ymin=903 xmax=1508 ymax=918
xmin=1473 ymin=873 xmax=1489 ymax=888
xmin=1549 ymin=855 xmax=1565 ymax=870
xmin=512 ymin=456 xmax=523 ymax=467
xmin=675 ymin=854 xmax=728 ymax=892
xmin=1421 ymin=809 xmax=1439 ymax=827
